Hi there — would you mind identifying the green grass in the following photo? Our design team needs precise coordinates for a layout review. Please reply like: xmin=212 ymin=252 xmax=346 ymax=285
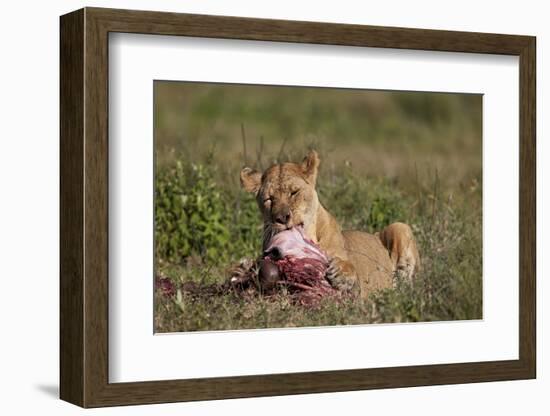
xmin=153 ymin=81 xmax=482 ymax=333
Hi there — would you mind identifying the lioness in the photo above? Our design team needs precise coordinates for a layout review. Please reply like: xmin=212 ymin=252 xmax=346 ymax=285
xmin=236 ymin=150 xmax=420 ymax=298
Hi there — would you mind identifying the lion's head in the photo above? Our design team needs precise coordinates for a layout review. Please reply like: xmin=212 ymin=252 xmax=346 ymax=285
xmin=240 ymin=150 xmax=321 ymax=249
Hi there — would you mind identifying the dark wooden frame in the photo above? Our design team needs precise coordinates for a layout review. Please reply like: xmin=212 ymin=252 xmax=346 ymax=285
xmin=60 ymin=7 xmax=536 ymax=408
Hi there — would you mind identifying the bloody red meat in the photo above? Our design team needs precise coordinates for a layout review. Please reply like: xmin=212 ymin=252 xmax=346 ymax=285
xmin=263 ymin=227 xmax=336 ymax=305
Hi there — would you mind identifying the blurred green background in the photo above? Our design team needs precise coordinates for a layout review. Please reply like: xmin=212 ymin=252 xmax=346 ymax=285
xmin=155 ymin=81 xmax=481 ymax=187
xmin=154 ymin=81 xmax=482 ymax=332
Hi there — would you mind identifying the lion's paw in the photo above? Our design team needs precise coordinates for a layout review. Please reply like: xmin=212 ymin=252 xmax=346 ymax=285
xmin=228 ymin=258 xmax=256 ymax=285
xmin=326 ymin=257 xmax=360 ymax=295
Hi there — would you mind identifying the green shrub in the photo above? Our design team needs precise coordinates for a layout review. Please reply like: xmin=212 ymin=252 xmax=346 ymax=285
xmin=155 ymin=158 xmax=263 ymax=266
xmin=225 ymin=190 xmax=263 ymax=260
xmin=155 ymin=160 xmax=230 ymax=264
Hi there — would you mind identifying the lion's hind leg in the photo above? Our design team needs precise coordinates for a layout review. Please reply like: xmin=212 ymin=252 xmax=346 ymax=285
xmin=377 ymin=222 xmax=420 ymax=284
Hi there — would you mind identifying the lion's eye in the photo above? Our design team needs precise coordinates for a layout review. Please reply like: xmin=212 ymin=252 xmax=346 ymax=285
xmin=290 ymin=190 xmax=299 ymax=197
xmin=264 ymin=196 xmax=272 ymax=204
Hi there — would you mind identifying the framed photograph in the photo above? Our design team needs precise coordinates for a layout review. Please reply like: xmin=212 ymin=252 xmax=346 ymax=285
xmin=60 ymin=7 xmax=536 ymax=408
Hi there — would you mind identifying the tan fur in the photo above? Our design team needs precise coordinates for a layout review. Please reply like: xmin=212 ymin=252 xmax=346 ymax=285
xmin=377 ymin=222 xmax=421 ymax=283
xmin=240 ymin=150 xmax=421 ymax=298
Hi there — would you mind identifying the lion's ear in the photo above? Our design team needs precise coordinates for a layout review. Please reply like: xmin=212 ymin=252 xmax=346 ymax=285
xmin=301 ymin=150 xmax=320 ymax=185
xmin=240 ymin=167 xmax=262 ymax=194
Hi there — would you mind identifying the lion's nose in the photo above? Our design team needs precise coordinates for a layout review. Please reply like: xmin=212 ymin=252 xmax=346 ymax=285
xmin=274 ymin=211 xmax=291 ymax=225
